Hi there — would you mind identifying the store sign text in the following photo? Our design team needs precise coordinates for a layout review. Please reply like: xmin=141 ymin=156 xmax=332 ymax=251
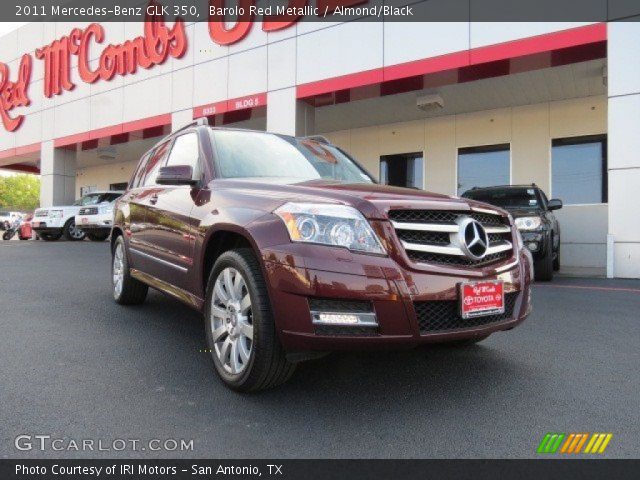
xmin=0 ymin=54 xmax=32 ymax=132
xmin=36 ymin=15 xmax=187 ymax=98
xmin=208 ymin=0 xmax=366 ymax=45
xmin=0 ymin=0 xmax=367 ymax=132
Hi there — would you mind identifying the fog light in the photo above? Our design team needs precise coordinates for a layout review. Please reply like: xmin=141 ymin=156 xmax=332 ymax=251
xmin=527 ymin=242 xmax=539 ymax=252
xmin=311 ymin=311 xmax=377 ymax=327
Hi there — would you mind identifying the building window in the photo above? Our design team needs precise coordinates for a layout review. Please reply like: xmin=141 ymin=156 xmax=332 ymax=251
xmin=457 ymin=144 xmax=510 ymax=195
xmin=552 ymin=135 xmax=607 ymax=205
xmin=380 ymin=152 xmax=424 ymax=189
xmin=109 ymin=182 xmax=128 ymax=191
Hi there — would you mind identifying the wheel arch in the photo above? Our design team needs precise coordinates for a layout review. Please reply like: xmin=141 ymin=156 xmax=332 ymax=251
xmin=200 ymin=225 xmax=265 ymax=298
xmin=110 ymin=226 xmax=124 ymax=252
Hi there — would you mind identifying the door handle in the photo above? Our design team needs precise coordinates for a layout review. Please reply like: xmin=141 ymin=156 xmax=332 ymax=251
xmin=149 ymin=194 xmax=158 ymax=205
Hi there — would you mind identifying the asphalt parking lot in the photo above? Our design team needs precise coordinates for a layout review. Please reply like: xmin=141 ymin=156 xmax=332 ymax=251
xmin=1 ymin=240 xmax=639 ymax=459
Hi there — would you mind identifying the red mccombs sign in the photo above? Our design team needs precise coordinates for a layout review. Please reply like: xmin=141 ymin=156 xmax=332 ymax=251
xmin=36 ymin=16 xmax=187 ymax=98
xmin=0 ymin=54 xmax=31 ymax=131
xmin=0 ymin=0 xmax=366 ymax=133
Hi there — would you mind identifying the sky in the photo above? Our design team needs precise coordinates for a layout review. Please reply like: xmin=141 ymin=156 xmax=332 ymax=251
xmin=0 ymin=22 xmax=28 ymax=38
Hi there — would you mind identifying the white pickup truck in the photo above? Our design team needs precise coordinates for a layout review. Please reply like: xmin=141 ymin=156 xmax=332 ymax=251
xmin=32 ymin=191 xmax=123 ymax=241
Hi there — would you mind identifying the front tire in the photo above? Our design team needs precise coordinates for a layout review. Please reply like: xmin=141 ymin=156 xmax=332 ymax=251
xmin=63 ymin=218 xmax=86 ymax=241
xmin=534 ymin=240 xmax=554 ymax=282
xmin=205 ymin=248 xmax=295 ymax=392
xmin=553 ymin=244 xmax=560 ymax=272
xmin=87 ymin=231 xmax=110 ymax=242
xmin=2 ymin=231 xmax=14 ymax=240
xmin=111 ymin=236 xmax=148 ymax=305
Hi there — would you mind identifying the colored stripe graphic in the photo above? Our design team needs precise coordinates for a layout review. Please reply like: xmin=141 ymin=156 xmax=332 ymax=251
xmin=537 ymin=433 xmax=565 ymax=453
xmin=584 ymin=433 xmax=613 ymax=454
xmin=560 ymin=433 xmax=589 ymax=453
xmin=539 ymin=433 xmax=613 ymax=454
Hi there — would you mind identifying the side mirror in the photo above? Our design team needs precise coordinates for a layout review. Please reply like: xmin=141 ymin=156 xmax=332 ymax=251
xmin=156 ymin=165 xmax=197 ymax=186
xmin=547 ymin=199 xmax=563 ymax=211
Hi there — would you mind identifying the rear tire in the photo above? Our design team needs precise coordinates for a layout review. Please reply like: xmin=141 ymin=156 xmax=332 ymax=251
xmin=2 ymin=231 xmax=14 ymax=240
xmin=111 ymin=236 xmax=148 ymax=305
xmin=205 ymin=248 xmax=295 ymax=392
xmin=87 ymin=231 xmax=110 ymax=242
xmin=63 ymin=218 xmax=86 ymax=241
xmin=39 ymin=232 xmax=62 ymax=241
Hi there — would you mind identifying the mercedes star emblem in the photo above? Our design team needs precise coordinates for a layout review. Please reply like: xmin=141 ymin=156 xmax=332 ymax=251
xmin=457 ymin=217 xmax=489 ymax=260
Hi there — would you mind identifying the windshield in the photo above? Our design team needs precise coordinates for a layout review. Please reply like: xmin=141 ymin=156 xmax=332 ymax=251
xmin=464 ymin=188 xmax=541 ymax=209
xmin=210 ymin=130 xmax=374 ymax=184
xmin=73 ymin=193 xmax=121 ymax=206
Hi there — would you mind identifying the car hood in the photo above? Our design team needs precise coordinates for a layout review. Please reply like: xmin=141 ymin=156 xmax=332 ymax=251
xmin=212 ymin=179 xmax=507 ymax=220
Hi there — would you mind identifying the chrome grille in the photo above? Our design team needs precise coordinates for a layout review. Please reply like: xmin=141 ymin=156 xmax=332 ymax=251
xmin=79 ymin=207 xmax=98 ymax=215
xmin=388 ymin=209 xmax=514 ymax=268
xmin=389 ymin=210 xmax=506 ymax=228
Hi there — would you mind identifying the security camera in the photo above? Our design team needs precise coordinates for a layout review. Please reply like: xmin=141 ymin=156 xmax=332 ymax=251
xmin=416 ymin=94 xmax=444 ymax=111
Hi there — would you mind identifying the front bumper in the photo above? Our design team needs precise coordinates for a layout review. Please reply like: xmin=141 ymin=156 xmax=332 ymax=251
xmin=521 ymin=230 xmax=550 ymax=260
xmin=32 ymin=219 xmax=63 ymax=234
xmin=75 ymin=213 xmax=113 ymax=232
xmin=262 ymin=244 xmax=532 ymax=351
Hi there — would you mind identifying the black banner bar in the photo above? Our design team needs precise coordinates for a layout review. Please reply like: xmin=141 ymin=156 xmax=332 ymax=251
xmin=2 ymin=460 xmax=640 ymax=480
xmin=2 ymin=0 xmax=640 ymax=23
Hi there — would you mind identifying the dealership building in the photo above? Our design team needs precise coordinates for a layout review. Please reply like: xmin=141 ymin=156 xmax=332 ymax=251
xmin=0 ymin=12 xmax=639 ymax=278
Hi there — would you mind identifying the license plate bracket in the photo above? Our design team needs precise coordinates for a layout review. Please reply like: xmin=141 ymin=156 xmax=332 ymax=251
xmin=459 ymin=280 xmax=505 ymax=319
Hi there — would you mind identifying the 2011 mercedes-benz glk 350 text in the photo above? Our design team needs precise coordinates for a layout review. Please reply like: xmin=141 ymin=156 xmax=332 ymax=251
xmin=111 ymin=121 xmax=533 ymax=392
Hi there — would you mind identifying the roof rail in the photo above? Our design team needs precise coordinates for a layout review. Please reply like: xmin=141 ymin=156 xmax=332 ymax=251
xmin=303 ymin=135 xmax=331 ymax=145
xmin=173 ymin=117 xmax=210 ymax=134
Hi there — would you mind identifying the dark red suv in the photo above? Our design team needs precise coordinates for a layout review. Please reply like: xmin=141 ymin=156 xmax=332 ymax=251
xmin=111 ymin=121 xmax=533 ymax=392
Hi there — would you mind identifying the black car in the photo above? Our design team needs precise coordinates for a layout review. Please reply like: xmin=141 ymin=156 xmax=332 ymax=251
xmin=462 ymin=184 xmax=562 ymax=281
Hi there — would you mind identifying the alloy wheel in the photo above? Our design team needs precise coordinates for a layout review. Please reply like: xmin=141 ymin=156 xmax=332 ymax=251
xmin=69 ymin=221 xmax=85 ymax=239
xmin=210 ymin=267 xmax=254 ymax=375
xmin=112 ymin=243 xmax=124 ymax=298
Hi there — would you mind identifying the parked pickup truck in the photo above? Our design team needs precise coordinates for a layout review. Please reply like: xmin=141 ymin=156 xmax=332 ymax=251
xmin=33 ymin=191 xmax=122 ymax=241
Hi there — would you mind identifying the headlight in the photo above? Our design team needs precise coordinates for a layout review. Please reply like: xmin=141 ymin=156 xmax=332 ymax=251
xmin=275 ymin=202 xmax=386 ymax=255
xmin=98 ymin=205 xmax=113 ymax=215
xmin=514 ymin=216 xmax=542 ymax=231
xmin=49 ymin=210 xmax=63 ymax=218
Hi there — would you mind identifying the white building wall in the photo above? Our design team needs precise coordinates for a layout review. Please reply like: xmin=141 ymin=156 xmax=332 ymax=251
xmin=607 ymin=22 xmax=640 ymax=278
xmin=74 ymin=160 xmax=138 ymax=198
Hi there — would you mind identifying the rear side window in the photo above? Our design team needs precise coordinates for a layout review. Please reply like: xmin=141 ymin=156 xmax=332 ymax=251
xmin=166 ymin=133 xmax=201 ymax=180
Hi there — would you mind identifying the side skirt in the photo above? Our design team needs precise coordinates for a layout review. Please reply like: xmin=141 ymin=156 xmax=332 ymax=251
xmin=130 ymin=268 xmax=204 ymax=311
